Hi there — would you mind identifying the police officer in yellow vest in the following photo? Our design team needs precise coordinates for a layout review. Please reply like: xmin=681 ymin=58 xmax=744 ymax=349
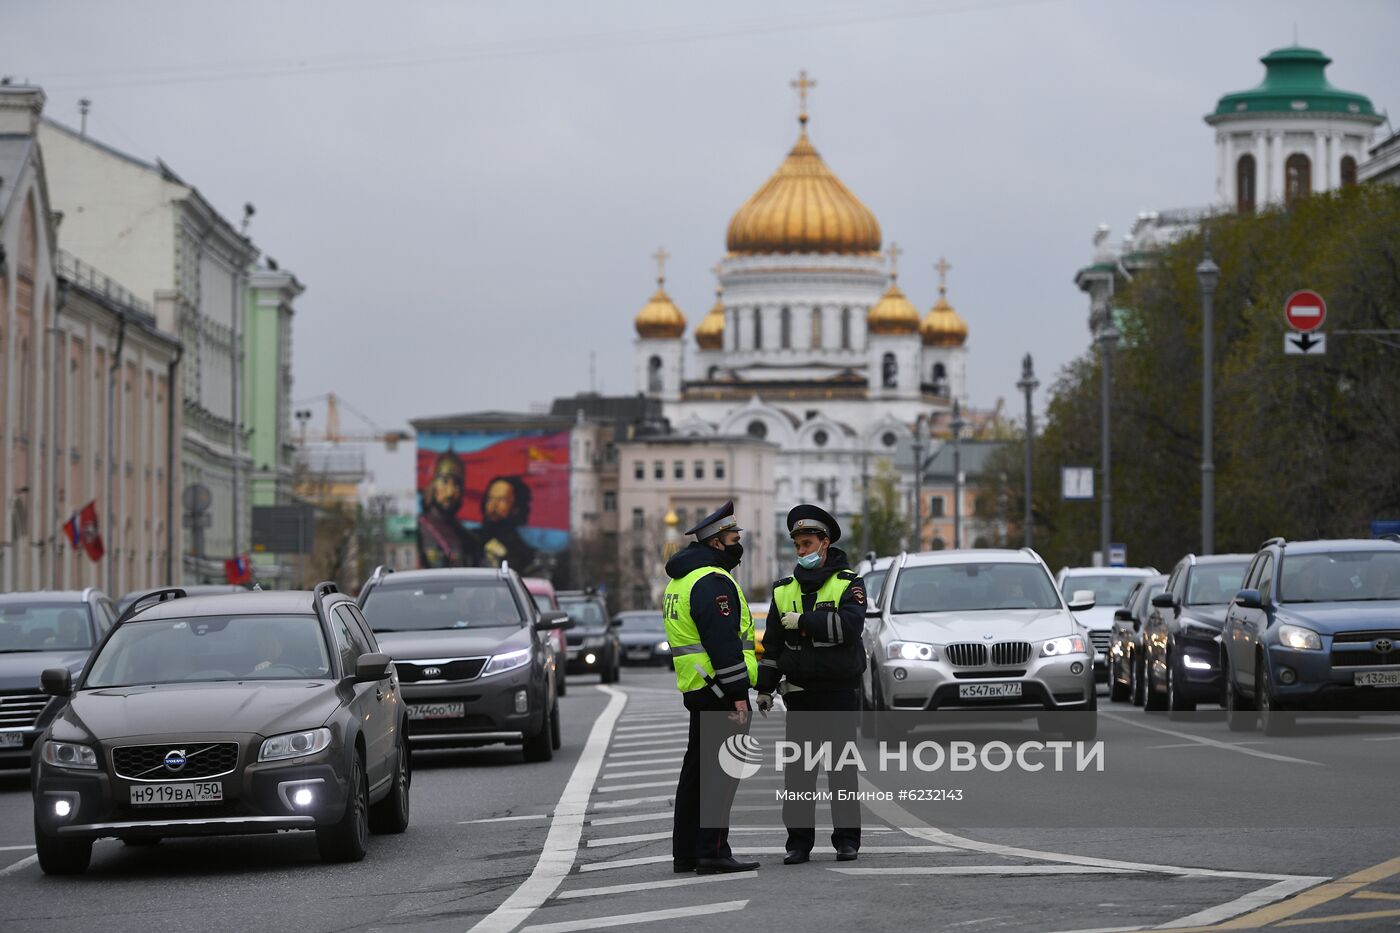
xmin=756 ymin=504 xmax=867 ymax=863
xmin=662 ymin=500 xmax=760 ymax=876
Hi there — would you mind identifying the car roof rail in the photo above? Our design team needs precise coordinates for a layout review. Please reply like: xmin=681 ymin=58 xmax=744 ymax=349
xmin=115 ymin=587 xmax=188 ymax=626
xmin=1379 ymin=533 xmax=1400 ymax=544
xmin=368 ymin=564 xmax=394 ymax=582
xmin=1260 ymin=536 xmax=1287 ymax=550
xmin=311 ymin=581 xmax=340 ymax=626
xmin=499 ymin=560 xmax=510 ymax=578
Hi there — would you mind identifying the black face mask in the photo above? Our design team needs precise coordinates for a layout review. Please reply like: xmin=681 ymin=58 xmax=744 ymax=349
xmin=716 ymin=542 xmax=743 ymax=568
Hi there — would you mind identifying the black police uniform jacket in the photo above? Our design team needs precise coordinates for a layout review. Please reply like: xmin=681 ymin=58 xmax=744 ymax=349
xmin=757 ymin=547 xmax=867 ymax=692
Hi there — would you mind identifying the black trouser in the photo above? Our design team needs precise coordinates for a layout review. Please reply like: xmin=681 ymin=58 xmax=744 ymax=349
xmin=781 ymin=686 xmax=862 ymax=853
xmin=672 ymin=688 xmax=746 ymax=861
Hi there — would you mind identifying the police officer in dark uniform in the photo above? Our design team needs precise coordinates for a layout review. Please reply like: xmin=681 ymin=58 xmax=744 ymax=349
xmin=661 ymin=501 xmax=761 ymax=875
xmin=756 ymin=504 xmax=867 ymax=864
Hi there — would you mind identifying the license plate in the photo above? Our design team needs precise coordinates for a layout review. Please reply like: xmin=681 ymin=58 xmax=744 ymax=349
xmin=1354 ymin=671 xmax=1400 ymax=688
xmin=409 ymin=702 xmax=465 ymax=721
xmin=129 ymin=782 xmax=222 ymax=806
xmin=959 ymin=683 xmax=1023 ymax=699
xmin=626 ymin=649 xmax=651 ymax=659
xmin=0 ymin=733 xmax=22 ymax=749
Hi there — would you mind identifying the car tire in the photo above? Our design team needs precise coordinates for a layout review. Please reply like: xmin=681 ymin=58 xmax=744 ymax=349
xmin=1131 ymin=654 xmax=1146 ymax=707
xmin=551 ymin=700 xmax=562 ymax=751
xmin=1167 ymin=652 xmax=1197 ymax=718
xmin=599 ymin=651 xmax=616 ymax=684
xmin=1224 ymin=656 xmax=1256 ymax=732
xmin=1109 ymin=656 xmax=1130 ymax=703
xmin=1256 ymin=661 xmax=1293 ymax=737
xmin=1143 ymin=653 xmax=1166 ymax=712
xmin=368 ymin=740 xmax=411 ymax=835
xmin=524 ymin=701 xmax=555 ymax=762
xmin=317 ymin=752 xmax=369 ymax=863
xmin=34 ymin=816 xmax=92 ymax=875
xmin=557 ymin=669 xmax=567 ymax=697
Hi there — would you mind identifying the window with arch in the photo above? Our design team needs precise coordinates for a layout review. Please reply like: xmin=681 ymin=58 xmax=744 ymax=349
xmin=1340 ymin=155 xmax=1358 ymax=187
xmin=1285 ymin=153 xmax=1312 ymax=205
xmin=746 ymin=420 xmax=768 ymax=439
xmin=753 ymin=307 xmax=763 ymax=349
xmin=811 ymin=307 xmax=823 ymax=348
xmin=647 ymin=355 xmax=663 ymax=393
xmin=1236 ymin=153 xmax=1256 ymax=214
xmin=881 ymin=352 xmax=897 ymax=389
xmin=931 ymin=362 xmax=948 ymax=394
xmin=840 ymin=307 xmax=851 ymax=349
xmin=780 ymin=306 xmax=791 ymax=349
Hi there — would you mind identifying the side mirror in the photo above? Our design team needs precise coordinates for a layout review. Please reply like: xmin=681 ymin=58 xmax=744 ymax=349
xmin=354 ymin=652 xmax=393 ymax=683
xmin=41 ymin=668 xmax=73 ymax=698
xmin=535 ymin=611 xmax=572 ymax=631
xmin=865 ymin=604 xmax=883 ymax=619
xmin=1234 ymin=588 xmax=1263 ymax=610
xmin=1113 ymin=608 xmax=1133 ymax=622
xmin=1151 ymin=592 xmax=1177 ymax=610
xmin=1067 ymin=589 xmax=1096 ymax=612
xmin=609 ymin=617 xmax=623 ymax=628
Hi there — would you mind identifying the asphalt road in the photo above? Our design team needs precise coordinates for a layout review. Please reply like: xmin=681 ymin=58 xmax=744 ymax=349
xmin=2 ymin=668 xmax=1399 ymax=933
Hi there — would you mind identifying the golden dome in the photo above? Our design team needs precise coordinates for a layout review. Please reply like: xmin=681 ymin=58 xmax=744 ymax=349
xmin=726 ymin=128 xmax=881 ymax=256
xmin=922 ymin=288 xmax=969 ymax=347
xmin=635 ymin=286 xmax=686 ymax=339
xmin=695 ymin=287 xmax=725 ymax=349
xmin=867 ymin=280 xmax=921 ymax=336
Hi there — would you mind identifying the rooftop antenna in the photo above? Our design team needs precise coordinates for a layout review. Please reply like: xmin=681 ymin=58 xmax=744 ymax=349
xmin=589 ymin=350 xmax=597 ymax=393
xmin=78 ymin=98 xmax=90 ymax=138
xmin=240 ymin=202 xmax=255 ymax=236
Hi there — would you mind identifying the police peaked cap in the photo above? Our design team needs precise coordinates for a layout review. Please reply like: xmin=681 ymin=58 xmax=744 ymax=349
xmin=685 ymin=500 xmax=742 ymax=541
xmin=787 ymin=504 xmax=841 ymax=544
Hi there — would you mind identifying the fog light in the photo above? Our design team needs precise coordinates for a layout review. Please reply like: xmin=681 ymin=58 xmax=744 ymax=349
xmin=515 ymin=690 xmax=529 ymax=714
xmin=892 ymin=667 xmax=907 ymax=681
xmin=1071 ymin=661 xmax=1084 ymax=675
xmin=54 ymin=799 xmax=72 ymax=818
xmin=584 ymin=652 xmax=597 ymax=665
xmin=1279 ymin=667 xmax=1297 ymax=685
xmin=292 ymin=788 xmax=314 ymax=807
xmin=1183 ymin=654 xmax=1213 ymax=670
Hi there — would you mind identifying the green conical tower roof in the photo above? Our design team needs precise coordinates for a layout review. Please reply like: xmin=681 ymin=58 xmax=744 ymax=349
xmin=1210 ymin=46 xmax=1380 ymax=121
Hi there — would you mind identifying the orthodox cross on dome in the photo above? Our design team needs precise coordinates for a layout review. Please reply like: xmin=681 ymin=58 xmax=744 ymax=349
xmin=790 ymin=69 xmax=817 ymax=125
xmin=710 ymin=262 xmax=724 ymax=296
xmin=935 ymin=256 xmax=952 ymax=295
xmin=886 ymin=241 xmax=903 ymax=280
xmin=652 ymin=246 xmax=670 ymax=286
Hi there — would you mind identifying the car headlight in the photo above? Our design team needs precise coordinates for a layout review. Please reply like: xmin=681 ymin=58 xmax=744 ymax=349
xmin=582 ymin=636 xmax=607 ymax=649
xmin=482 ymin=647 xmax=532 ymax=677
xmin=1041 ymin=635 xmax=1089 ymax=657
xmin=1277 ymin=624 xmax=1322 ymax=651
xmin=656 ymin=640 xmax=670 ymax=652
xmin=42 ymin=741 xmax=98 ymax=770
xmin=259 ymin=727 xmax=332 ymax=762
xmin=887 ymin=641 xmax=937 ymax=661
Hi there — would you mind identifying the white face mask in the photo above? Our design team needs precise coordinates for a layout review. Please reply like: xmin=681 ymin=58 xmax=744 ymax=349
xmin=797 ymin=549 xmax=824 ymax=569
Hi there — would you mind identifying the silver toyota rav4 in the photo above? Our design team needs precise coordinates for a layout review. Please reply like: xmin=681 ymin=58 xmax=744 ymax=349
xmin=862 ymin=549 xmax=1098 ymax=738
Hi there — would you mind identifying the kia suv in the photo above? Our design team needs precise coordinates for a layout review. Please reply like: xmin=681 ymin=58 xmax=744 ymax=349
xmin=1142 ymin=553 xmax=1251 ymax=714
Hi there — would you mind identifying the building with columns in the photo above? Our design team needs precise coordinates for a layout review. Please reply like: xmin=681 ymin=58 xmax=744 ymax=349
xmin=629 ymin=78 xmax=974 ymax=575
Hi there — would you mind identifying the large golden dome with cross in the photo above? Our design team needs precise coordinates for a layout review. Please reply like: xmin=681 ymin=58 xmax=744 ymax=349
xmin=725 ymin=72 xmax=882 ymax=256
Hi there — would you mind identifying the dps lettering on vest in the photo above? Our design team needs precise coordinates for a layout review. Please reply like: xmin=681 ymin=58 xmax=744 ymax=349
xmin=663 ymin=566 xmax=758 ymax=695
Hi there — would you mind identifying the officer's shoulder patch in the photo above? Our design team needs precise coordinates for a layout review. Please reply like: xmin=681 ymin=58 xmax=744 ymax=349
xmin=837 ymin=570 xmax=859 ymax=581
xmin=774 ymin=576 xmax=794 ymax=587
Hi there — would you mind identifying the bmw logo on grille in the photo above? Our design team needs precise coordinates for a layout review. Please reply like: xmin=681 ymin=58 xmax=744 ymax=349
xmin=1376 ymin=639 xmax=1394 ymax=654
xmin=422 ymin=666 xmax=443 ymax=678
xmin=164 ymin=749 xmax=188 ymax=772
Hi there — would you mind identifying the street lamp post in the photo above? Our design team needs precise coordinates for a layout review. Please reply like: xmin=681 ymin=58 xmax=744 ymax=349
xmin=859 ymin=449 xmax=870 ymax=556
xmin=1098 ymin=320 xmax=1120 ymax=566
xmin=1016 ymin=354 xmax=1038 ymax=548
xmin=1196 ymin=247 xmax=1220 ymax=556
xmin=951 ymin=400 xmax=966 ymax=551
xmin=911 ymin=415 xmax=927 ymax=551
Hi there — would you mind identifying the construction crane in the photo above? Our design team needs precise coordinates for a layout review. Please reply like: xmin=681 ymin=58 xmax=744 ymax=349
xmin=292 ymin=393 xmax=412 ymax=451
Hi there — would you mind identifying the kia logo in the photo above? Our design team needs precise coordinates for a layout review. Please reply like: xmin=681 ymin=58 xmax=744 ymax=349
xmin=1376 ymin=639 xmax=1394 ymax=655
xmin=421 ymin=666 xmax=443 ymax=678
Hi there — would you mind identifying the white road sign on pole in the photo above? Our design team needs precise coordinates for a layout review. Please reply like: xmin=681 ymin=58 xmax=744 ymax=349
xmin=1284 ymin=332 xmax=1326 ymax=355
xmin=1062 ymin=466 xmax=1094 ymax=501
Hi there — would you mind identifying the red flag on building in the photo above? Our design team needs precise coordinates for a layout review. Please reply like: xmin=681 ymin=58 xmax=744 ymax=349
xmin=76 ymin=500 xmax=104 ymax=562
xmin=224 ymin=554 xmax=252 ymax=585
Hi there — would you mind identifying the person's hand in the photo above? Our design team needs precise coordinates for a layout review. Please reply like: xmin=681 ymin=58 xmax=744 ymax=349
xmin=755 ymin=693 xmax=773 ymax=713
xmin=728 ymin=698 xmax=750 ymax=726
xmin=483 ymin=539 xmax=508 ymax=563
xmin=781 ymin=611 xmax=801 ymax=630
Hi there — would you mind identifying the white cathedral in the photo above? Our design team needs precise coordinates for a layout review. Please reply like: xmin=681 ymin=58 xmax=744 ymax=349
xmin=630 ymin=76 xmax=971 ymax=542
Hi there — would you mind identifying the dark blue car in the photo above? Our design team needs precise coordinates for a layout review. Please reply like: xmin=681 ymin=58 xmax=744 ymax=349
xmin=1222 ymin=537 xmax=1400 ymax=735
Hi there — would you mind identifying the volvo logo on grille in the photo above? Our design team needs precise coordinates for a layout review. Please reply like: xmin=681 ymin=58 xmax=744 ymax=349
xmin=1376 ymin=639 xmax=1394 ymax=654
xmin=163 ymin=749 xmax=188 ymax=772
xmin=421 ymin=666 xmax=443 ymax=678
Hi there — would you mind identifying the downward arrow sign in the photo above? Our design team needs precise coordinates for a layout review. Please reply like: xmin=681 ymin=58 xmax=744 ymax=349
xmin=1294 ymin=333 xmax=1318 ymax=351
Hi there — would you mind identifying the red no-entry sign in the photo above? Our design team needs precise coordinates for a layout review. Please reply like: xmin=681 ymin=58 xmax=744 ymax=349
xmin=1284 ymin=290 xmax=1327 ymax=333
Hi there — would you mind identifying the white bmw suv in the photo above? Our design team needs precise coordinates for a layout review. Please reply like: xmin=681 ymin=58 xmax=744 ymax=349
xmin=862 ymin=549 xmax=1098 ymax=733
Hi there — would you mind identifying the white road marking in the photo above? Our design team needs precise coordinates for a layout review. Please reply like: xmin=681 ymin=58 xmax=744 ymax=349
xmin=1146 ymin=741 xmax=1265 ymax=750
xmin=0 ymin=845 xmax=36 ymax=851
xmin=1156 ymin=876 xmax=1332 ymax=929
xmin=1362 ymin=735 xmax=1400 ymax=741
xmin=467 ymin=685 xmax=628 ymax=933
xmin=578 ymin=846 xmax=956 ymax=872
xmin=606 ymin=747 xmax=685 ymax=759
xmin=595 ymin=779 xmax=676 ymax=793
xmin=600 ymin=766 xmax=680 ymax=779
xmin=519 ymin=900 xmax=748 ymax=933
xmin=555 ymin=871 xmax=756 ymax=899
xmin=586 ymin=830 xmax=670 ymax=847
xmin=577 ymin=854 xmax=672 ymax=873
xmin=0 ymin=854 xmax=38 ymax=878
xmin=458 ymin=815 xmax=551 ymax=825
xmin=614 ymin=724 xmax=679 ymax=734
xmin=1101 ymin=712 xmax=1323 ymax=765
xmin=830 ymin=865 xmax=1134 ymax=876
xmin=588 ymin=795 xmax=672 ymax=811
xmin=611 ymin=738 xmax=690 ymax=750
xmin=589 ymin=811 xmax=675 ymax=826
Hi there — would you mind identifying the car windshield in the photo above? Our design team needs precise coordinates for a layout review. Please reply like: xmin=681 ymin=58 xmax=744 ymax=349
xmin=1060 ymin=575 xmax=1144 ymax=605
xmin=891 ymin=563 xmax=1061 ymax=613
xmin=0 ymin=603 xmax=94 ymax=652
xmin=1280 ymin=551 xmax=1400 ymax=603
xmin=559 ymin=600 xmax=606 ymax=627
xmin=85 ymin=614 xmax=331 ymax=687
xmin=1186 ymin=561 xmax=1250 ymax=605
xmin=362 ymin=579 xmax=523 ymax=631
xmin=866 ymin=570 xmax=889 ymax=604
xmin=619 ymin=613 xmax=665 ymax=631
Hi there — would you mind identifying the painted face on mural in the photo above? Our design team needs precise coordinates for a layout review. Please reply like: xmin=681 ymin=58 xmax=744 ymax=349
xmin=482 ymin=480 xmax=516 ymax=523
xmin=427 ymin=453 xmax=465 ymax=514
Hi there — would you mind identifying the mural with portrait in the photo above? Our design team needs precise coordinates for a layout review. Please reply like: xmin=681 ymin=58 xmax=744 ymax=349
xmin=415 ymin=430 xmax=570 ymax=575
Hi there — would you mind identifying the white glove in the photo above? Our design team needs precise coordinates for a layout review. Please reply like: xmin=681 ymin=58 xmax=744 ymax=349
xmin=781 ymin=611 xmax=801 ymax=630
xmin=755 ymin=693 xmax=774 ymax=713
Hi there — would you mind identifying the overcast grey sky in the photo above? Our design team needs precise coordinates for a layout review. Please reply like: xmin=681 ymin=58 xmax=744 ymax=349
xmin=5 ymin=0 xmax=1397 ymax=496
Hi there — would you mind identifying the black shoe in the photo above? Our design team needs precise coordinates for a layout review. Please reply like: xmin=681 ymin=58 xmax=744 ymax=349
xmin=673 ymin=858 xmax=697 ymax=873
xmin=783 ymin=850 xmax=810 ymax=865
xmin=696 ymin=856 xmax=760 ymax=874
xmin=836 ymin=845 xmax=858 ymax=862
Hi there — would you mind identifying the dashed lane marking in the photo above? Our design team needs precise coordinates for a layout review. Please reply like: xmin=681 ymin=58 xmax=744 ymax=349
xmin=585 ymin=830 xmax=670 ymax=847
xmin=606 ymin=747 xmax=685 ymax=759
xmin=577 ymin=854 xmax=673 ymax=873
xmin=588 ymin=795 xmax=672 ymax=811
xmin=518 ymin=900 xmax=748 ymax=933
xmin=466 ymin=685 xmax=627 ymax=933
xmin=830 ymin=865 xmax=1134 ymax=876
xmin=459 ymin=815 xmax=552 ymax=825
xmin=599 ymin=766 xmax=680 ymax=779
xmin=554 ymin=871 xmax=757 ymax=899
xmin=1100 ymin=713 xmax=1323 ymax=766
xmin=610 ymin=738 xmax=690 ymax=750
xmin=595 ymin=780 xmax=676 ymax=793
xmin=0 ymin=845 xmax=36 ymax=851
